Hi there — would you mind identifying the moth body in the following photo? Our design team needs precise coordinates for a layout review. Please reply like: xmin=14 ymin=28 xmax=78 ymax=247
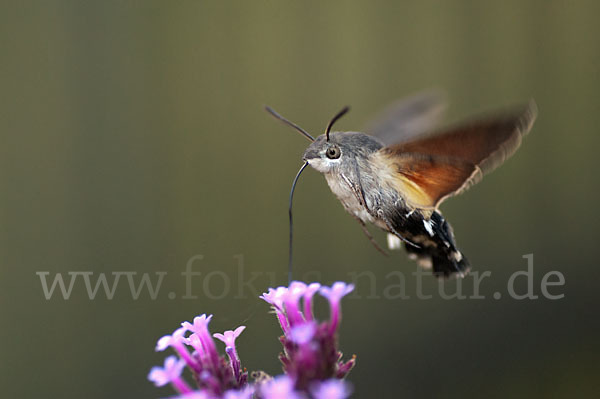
xmin=267 ymin=91 xmax=537 ymax=278
xmin=303 ymin=131 xmax=469 ymax=277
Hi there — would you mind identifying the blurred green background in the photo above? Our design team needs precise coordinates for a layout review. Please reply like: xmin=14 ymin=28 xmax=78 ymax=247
xmin=1 ymin=1 xmax=599 ymax=398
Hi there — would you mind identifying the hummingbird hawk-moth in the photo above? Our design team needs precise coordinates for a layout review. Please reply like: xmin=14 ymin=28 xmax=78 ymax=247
xmin=266 ymin=91 xmax=537 ymax=278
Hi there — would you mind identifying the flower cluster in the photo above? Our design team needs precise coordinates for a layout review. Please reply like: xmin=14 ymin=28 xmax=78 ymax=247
xmin=259 ymin=281 xmax=356 ymax=393
xmin=148 ymin=281 xmax=355 ymax=399
xmin=148 ymin=315 xmax=250 ymax=398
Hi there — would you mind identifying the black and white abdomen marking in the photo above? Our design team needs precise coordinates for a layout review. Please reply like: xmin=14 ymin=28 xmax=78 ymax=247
xmin=389 ymin=209 xmax=470 ymax=278
xmin=323 ymin=165 xmax=469 ymax=278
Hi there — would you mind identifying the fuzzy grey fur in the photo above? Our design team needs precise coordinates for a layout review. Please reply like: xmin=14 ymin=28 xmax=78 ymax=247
xmin=302 ymin=131 xmax=468 ymax=277
xmin=303 ymin=131 xmax=408 ymax=230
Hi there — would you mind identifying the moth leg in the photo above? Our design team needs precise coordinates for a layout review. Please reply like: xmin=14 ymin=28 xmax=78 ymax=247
xmin=340 ymin=172 xmax=368 ymax=208
xmin=376 ymin=209 xmax=421 ymax=249
xmin=340 ymin=171 xmax=390 ymax=255
xmin=352 ymin=215 xmax=389 ymax=256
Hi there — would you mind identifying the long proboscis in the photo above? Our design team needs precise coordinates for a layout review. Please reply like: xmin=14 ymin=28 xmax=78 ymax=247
xmin=288 ymin=161 xmax=309 ymax=283
xmin=265 ymin=105 xmax=315 ymax=142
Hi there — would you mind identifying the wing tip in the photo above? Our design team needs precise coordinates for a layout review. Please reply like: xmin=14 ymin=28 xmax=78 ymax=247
xmin=519 ymin=99 xmax=538 ymax=136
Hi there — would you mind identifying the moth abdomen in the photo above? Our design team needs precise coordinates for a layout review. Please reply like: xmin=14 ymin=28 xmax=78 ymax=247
xmin=393 ymin=210 xmax=470 ymax=278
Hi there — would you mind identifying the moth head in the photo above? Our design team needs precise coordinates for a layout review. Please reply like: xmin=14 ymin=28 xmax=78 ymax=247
xmin=302 ymin=133 xmax=347 ymax=173
xmin=301 ymin=106 xmax=352 ymax=173
xmin=302 ymin=131 xmax=384 ymax=173
xmin=264 ymin=104 xmax=382 ymax=173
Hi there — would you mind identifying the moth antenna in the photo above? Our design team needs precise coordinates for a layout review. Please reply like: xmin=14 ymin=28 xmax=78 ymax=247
xmin=265 ymin=105 xmax=315 ymax=142
xmin=288 ymin=161 xmax=309 ymax=283
xmin=325 ymin=106 xmax=350 ymax=141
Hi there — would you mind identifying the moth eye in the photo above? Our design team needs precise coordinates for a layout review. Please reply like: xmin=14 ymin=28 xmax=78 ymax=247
xmin=326 ymin=146 xmax=341 ymax=159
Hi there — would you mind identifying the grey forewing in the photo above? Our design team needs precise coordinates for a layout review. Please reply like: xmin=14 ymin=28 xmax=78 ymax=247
xmin=365 ymin=90 xmax=446 ymax=146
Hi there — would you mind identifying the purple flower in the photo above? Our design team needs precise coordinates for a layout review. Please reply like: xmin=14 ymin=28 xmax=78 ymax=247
xmin=223 ymin=386 xmax=255 ymax=399
xmin=156 ymin=327 xmax=200 ymax=373
xmin=311 ymin=379 xmax=353 ymax=399
xmin=186 ymin=333 xmax=203 ymax=358
xmin=260 ymin=375 xmax=304 ymax=399
xmin=171 ymin=392 xmax=212 ymax=399
xmin=213 ymin=326 xmax=245 ymax=349
xmin=303 ymin=283 xmax=321 ymax=322
xmin=262 ymin=281 xmax=356 ymax=391
xmin=259 ymin=287 xmax=287 ymax=311
xmin=260 ymin=287 xmax=290 ymax=334
xmin=335 ymin=356 xmax=357 ymax=379
xmin=319 ymin=282 xmax=354 ymax=333
xmin=148 ymin=355 xmax=192 ymax=394
xmin=282 ymin=281 xmax=308 ymax=326
xmin=213 ymin=326 xmax=246 ymax=384
xmin=288 ymin=322 xmax=316 ymax=345
xmin=151 ymin=313 xmax=251 ymax=398
xmin=181 ymin=314 xmax=220 ymax=368
xmin=149 ymin=281 xmax=356 ymax=399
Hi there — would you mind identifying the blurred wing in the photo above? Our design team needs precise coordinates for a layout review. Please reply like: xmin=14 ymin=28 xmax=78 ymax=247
xmin=365 ymin=89 xmax=447 ymax=145
xmin=377 ymin=101 xmax=537 ymax=209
